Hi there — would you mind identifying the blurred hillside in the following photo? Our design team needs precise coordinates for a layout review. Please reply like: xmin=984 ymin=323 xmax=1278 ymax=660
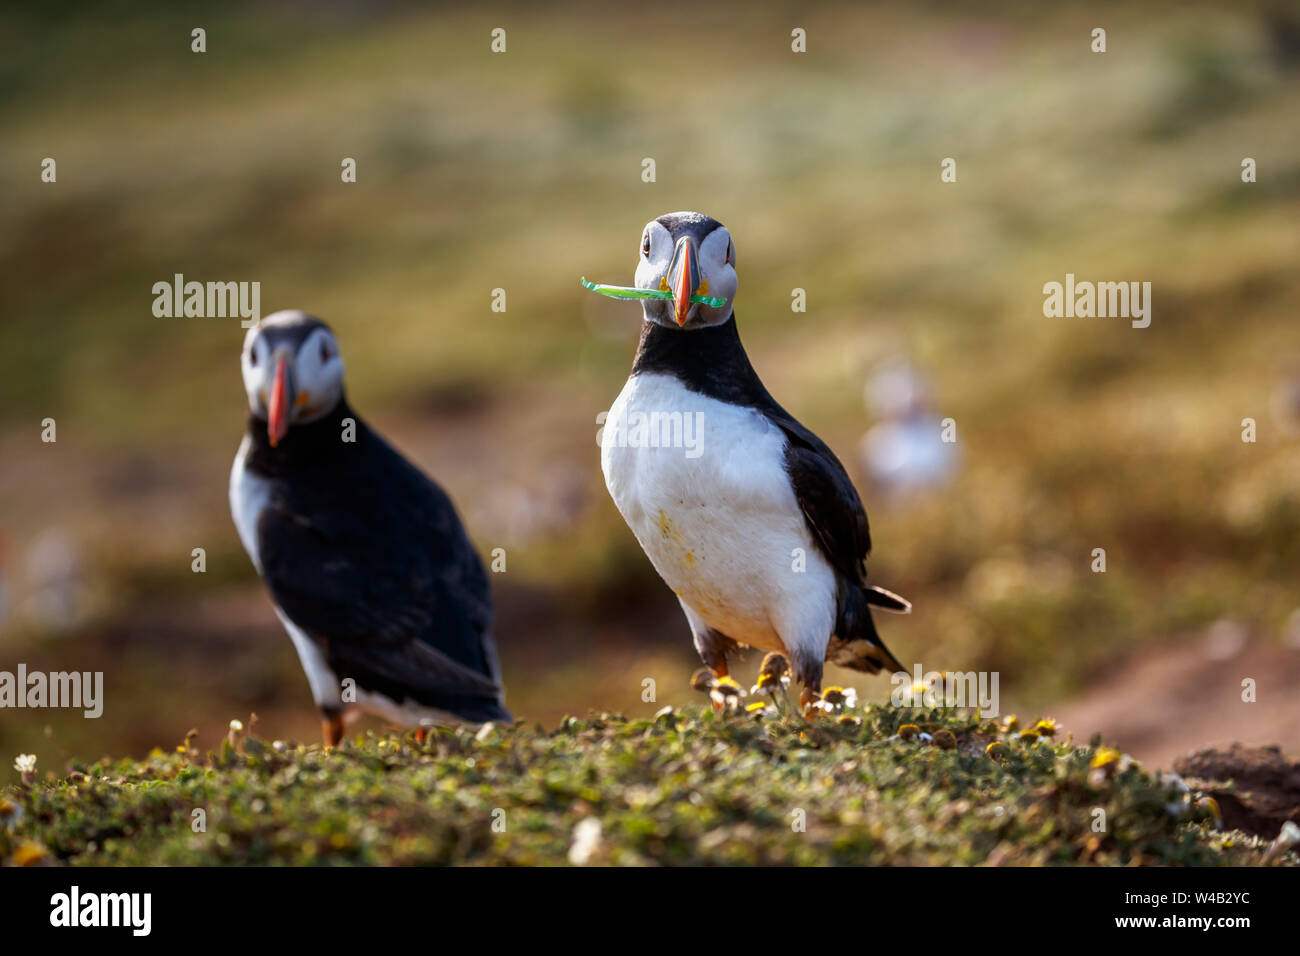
xmin=2 ymin=1 xmax=1299 ymax=782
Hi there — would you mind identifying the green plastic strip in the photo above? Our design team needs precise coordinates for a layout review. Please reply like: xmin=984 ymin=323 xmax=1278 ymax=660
xmin=580 ymin=277 xmax=726 ymax=308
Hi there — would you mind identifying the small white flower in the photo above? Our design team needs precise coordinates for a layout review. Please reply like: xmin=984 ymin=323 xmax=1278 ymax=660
xmin=13 ymin=754 xmax=36 ymax=774
xmin=820 ymin=686 xmax=857 ymax=710
xmin=1160 ymin=773 xmax=1190 ymax=815
xmin=751 ymin=674 xmax=792 ymax=695
xmin=709 ymin=678 xmax=746 ymax=711
xmin=228 ymin=719 xmax=244 ymax=733
xmin=1160 ymin=772 xmax=1189 ymax=794
xmin=568 ymin=817 xmax=603 ymax=866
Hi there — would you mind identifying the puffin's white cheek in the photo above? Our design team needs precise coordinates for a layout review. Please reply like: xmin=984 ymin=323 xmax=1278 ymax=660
xmin=242 ymin=365 xmax=260 ymax=405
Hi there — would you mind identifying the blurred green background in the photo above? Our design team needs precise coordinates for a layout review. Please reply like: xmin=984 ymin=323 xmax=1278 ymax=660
xmin=3 ymin=0 xmax=1299 ymax=783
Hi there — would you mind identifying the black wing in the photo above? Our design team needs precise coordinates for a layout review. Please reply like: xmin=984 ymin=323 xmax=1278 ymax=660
xmin=770 ymin=411 xmax=872 ymax=587
xmin=773 ymin=413 xmax=910 ymax=613
xmin=255 ymin=430 xmax=504 ymax=712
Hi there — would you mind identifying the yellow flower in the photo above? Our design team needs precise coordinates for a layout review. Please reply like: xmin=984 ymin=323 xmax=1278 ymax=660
xmin=745 ymin=701 xmax=776 ymax=720
xmin=713 ymin=676 xmax=744 ymax=696
xmin=1090 ymin=746 xmax=1122 ymax=769
xmin=931 ymin=729 xmax=957 ymax=750
xmin=0 ymin=796 xmax=22 ymax=831
xmin=757 ymin=652 xmax=790 ymax=680
xmin=820 ymin=686 xmax=858 ymax=708
xmin=1002 ymin=715 xmax=1020 ymax=733
xmin=985 ymin=741 xmax=1006 ymax=760
xmin=11 ymin=840 xmax=48 ymax=866
xmin=898 ymin=723 xmax=920 ymax=740
xmin=1033 ymin=718 xmax=1058 ymax=737
xmin=709 ymin=675 xmax=746 ymax=712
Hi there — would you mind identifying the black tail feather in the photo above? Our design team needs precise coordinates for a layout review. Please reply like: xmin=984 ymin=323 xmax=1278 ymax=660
xmin=864 ymin=584 xmax=911 ymax=614
xmin=832 ymin=580 xmax=910 ymax=675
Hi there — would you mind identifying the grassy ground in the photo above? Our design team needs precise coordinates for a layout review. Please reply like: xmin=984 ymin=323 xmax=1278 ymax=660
xmin=2 ymin=703 xmax=1286 ymax=866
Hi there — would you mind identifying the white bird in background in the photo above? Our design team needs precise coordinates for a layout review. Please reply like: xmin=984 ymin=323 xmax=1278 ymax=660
xmin=859 ymin=359 xmax=958 ymax=499
xmin=23 ymin=528 xmax=91 ymax=634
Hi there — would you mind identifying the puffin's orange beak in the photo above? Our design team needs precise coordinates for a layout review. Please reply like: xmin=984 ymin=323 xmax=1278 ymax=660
xmin=267 ymin=355 xmax=292 ymax=447
xmin=668 ymin=236 xmax=699 ymax=327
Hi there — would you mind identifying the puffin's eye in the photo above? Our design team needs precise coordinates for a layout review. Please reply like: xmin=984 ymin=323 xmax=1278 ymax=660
xmin=725 ymin=240 xmax=732 ymax=263
xmin=320 ymin=339 xmax=331 ymax=363
xmin=641 ymin=233 xmax=651 ymax=257
xmin=249 ymin=348 xmax=259 ymax=367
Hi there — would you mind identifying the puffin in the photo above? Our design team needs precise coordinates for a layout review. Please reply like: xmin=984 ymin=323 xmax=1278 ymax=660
xmin=229 ymin=310 xmax=510 ymax=745
xmin=593 ymin=212 xmax=911 ymax=712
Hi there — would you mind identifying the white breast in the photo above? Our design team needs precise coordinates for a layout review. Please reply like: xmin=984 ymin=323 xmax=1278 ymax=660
xmin=230 ymin=435 xmax=343 ymax=709
xmin=274 ymin=607 xmax=343 ymax=709
xmin=229 ymin=435 xmax=270 ymax=574
xmin=600 ymin=372 xmax=836 ymax=655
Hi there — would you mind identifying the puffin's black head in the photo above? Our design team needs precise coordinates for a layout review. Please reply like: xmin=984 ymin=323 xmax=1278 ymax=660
xmin=240 ymin=310 xmax=345 ymax=446
xmin=634 ymin=211 xmax=736 ymax=330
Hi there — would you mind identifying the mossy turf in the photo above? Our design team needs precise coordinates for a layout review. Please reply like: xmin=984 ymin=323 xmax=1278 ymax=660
xmin=1 ymin=705 xmax=1286 ymax=866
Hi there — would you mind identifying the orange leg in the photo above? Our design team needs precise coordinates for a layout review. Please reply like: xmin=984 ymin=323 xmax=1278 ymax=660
xmin=800 ymin=682 xmax=823 ymax=719
xmin=414 ymin=727 xmax=428 ymax=744
xmin=321 ymin=713 xmax=344 ymax=748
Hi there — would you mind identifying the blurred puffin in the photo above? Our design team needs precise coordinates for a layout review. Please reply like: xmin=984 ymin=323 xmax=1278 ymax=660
xmin=229 ymin=310 xmax=510 ymax=745
xmin=597 ymin=213 xmax=910 ymax=712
